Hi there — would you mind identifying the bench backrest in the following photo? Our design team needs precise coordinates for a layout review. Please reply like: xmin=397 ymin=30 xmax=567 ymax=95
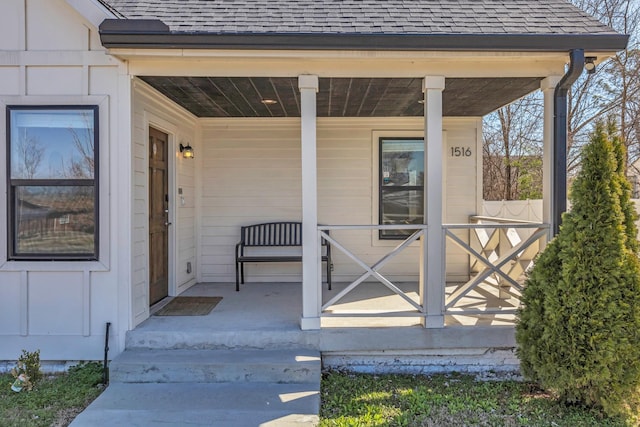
xmin=239 ymin=222 xmax=328 ymax=247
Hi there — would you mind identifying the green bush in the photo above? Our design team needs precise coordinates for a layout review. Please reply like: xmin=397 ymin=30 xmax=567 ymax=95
xmin=516 ymin=121 xmax=640 ymax=422
xmin=11 ymin=349 xmax=43 ymax=391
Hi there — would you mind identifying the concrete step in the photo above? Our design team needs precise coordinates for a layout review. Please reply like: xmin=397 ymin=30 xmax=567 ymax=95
xmin=125 ymin=328 xmax=320 ymax=350
xmin=70 ymin=382 xmax=320 ymax=427
xmin=109 ymin=348 xmax=321 ymax=384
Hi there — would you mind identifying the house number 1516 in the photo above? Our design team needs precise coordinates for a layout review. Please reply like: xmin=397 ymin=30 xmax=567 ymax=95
xmin=450 ymin=147 xmax=472 ymax=157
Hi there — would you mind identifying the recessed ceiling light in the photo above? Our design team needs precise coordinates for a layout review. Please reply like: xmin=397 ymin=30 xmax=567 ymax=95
xmin=261 ymin=99 xmax=278 ymax=105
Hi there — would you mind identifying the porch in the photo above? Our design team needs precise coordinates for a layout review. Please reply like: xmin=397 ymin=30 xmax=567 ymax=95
xmin=141 ymin=214 xmax=547 ymax=327
xmin=132 ymin=282 xmax=517 ymax=370
xmin=126 ymin=213 xmax=546 ymax=374
xmin=125 ymin=63 xmax=561 ymax=334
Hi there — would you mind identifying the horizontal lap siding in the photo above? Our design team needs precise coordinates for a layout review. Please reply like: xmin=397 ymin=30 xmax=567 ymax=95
xmin=201 ymin=122 xmax=302 ymax=281
xmin=132 ymin=81 xmax=199 ymax=325
xmin=200 ymin=117 xmax=479 ymax=283
xmin=131 ymin=110 xmax=148 ymax=321
xmin=445 ymin=121 xmax=480 ymax=280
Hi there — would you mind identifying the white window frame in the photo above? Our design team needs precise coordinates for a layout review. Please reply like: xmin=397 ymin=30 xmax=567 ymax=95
xmin=0 ymin=96 xmax=110 ymax=272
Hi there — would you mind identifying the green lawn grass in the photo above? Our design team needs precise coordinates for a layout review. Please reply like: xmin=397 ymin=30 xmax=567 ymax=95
xmin=0 ymin=362 xmax=104 ymax=427
xmin=320 ymin=371 xmax=628 ymax=427
xmin=1 ymin=365 xmax=631 ymax=426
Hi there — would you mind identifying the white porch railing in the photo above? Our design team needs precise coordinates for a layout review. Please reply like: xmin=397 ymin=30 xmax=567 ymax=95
xmin=317 ymin=224 xmax=427 ymax=318
xmin=316 ymin=219 xmax=548 ymax=323
xmin=443 ymin=217 xmax=549 ymax=316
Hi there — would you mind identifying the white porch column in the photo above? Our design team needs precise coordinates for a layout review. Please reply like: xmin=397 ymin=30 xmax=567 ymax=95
xmin=541 ymin=76 xmax=561 ymax=237
xmin=421 ymin=76 xmax=445 ymax=328
xmin=298 ymin=75 xmax=321 ymax=330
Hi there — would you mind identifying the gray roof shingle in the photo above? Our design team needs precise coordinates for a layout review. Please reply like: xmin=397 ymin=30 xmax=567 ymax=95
xmin=99 ymin=0 xmax=618 ymax=36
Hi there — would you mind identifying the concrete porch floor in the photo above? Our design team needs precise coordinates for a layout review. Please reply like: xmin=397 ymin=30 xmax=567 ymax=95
xmin=129 ymin=282 xmax=518 ymax=356
xmin=145 ymin=281 xmax=518 ymax=330
xmin=320 ymin=280 xmax=519 ymax=327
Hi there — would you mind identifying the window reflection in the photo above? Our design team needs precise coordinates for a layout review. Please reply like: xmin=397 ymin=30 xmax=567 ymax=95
xmin=380 ymin=138 xmax=424 ymax=239
xmin=8 ymin=106 xmax=98 ymax=260
xmin=10 ymin=109 xmax=95 ymax=180
xmin=15 ymin=187 xmax=95 ymax=254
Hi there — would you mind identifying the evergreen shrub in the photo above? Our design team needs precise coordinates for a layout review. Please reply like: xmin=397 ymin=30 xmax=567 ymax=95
xmin=516 ymin=121 xmax=640 ymax=422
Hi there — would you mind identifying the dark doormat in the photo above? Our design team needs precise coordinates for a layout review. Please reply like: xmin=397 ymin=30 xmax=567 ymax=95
xmin=154 ymin=296 xmax=222 ymax=316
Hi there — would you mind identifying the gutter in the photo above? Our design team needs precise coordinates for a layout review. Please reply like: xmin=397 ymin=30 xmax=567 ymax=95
xmin=98 ymin=20 xmax=629 ymax=52
xmin=552 ymin=49 xmax=585 ymax=236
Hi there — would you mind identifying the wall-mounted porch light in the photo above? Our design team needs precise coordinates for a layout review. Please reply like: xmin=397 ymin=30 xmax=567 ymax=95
xmin=585 ymin=56 xmax=597 ymax=74
xmin=179 ymin=143 xmax=194 ymax=159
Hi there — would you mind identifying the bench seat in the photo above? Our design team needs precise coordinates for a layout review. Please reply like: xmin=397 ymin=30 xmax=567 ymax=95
xmin=235 ymin=222 xmax=332 ymax=291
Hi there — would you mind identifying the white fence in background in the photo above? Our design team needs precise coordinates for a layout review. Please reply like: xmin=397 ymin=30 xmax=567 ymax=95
xmin=482 ymin=200 xmax=544 ymax=222
xmin=483 ymin=199 xmax=640 ymax=240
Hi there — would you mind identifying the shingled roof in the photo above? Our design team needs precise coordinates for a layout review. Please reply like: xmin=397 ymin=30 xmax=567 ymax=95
xmin=100 ymin=0 xmax=615 ymax=36
xmin=97 ymin=0 xmax=627 ymax=51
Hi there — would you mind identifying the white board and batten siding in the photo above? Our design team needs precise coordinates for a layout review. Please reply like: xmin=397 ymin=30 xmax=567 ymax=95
xmin=200 ymin=117 xmax=481 ymax=284
xmin=131 ymin=80 xmax=199 ymax=326
xmin=0 ymin=0 xmax=128 ymax=361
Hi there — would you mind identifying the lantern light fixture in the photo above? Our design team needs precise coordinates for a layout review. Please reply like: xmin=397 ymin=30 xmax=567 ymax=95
xmin=179 ymin=142 xmax=194 ymax=159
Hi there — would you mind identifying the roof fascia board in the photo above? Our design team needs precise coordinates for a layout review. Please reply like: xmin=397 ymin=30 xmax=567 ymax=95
xmin=65 ymin=0 xmax=117 ymax=29
xmin=99 ymin=20 xmax=629 ymax=53
xmin=107 ymin=49 xmax=571 ymax=60
xmin=118 ymin=55 xmax=567 ymax=79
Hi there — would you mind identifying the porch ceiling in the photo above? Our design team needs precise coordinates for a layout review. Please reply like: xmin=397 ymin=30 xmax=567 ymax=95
xmin=139 ymin=76 xmax=542 ymax=118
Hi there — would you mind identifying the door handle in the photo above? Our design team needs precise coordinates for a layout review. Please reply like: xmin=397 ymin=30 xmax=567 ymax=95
xmin=165 ymin=222 xmax=172 ymax=226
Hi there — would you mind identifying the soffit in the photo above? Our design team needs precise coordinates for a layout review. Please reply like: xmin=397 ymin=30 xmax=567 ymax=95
xmin=139 ymin=76 xmax=542 ymax=117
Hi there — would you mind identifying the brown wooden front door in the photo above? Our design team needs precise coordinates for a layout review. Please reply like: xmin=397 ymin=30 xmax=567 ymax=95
xmin=149 ymin=127 xmax=169 ymax=306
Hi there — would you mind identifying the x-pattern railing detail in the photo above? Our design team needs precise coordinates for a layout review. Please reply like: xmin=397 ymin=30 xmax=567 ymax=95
xmin=317 ymin=225 xmax=427 ymax=315
xmin=444 ymin=220 xmax=548 ymax=314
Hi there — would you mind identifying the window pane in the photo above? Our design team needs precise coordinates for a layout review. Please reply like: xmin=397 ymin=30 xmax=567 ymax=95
xmin=14 ymin=186 xmax=95 ymax=255
xmin=10 ymin=109 xmax=95 ymax=179
xmin=380 ymin=189 xmax=424 ymax=238
xmin=381 ymin=139 xmax=423 ymax=186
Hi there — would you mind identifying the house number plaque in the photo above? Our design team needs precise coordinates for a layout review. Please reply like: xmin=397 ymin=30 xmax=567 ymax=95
xmin=450 ymin=146 xmax=472 ymax=157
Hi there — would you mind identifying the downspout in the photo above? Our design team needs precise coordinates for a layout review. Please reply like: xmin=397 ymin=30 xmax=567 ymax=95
xmin=552 ymin=48 xmax=585 ymax=236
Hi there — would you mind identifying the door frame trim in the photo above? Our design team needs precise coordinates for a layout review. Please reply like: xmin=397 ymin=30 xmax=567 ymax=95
xmin=145 ymin=113 xmax=177 ymax=302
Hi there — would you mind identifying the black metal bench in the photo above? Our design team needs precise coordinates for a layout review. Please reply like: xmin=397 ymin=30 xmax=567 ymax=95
xmin=235 ymin=221 xmax=332 ymax=291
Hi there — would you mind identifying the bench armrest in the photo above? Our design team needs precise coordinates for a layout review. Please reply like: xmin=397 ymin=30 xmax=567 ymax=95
xmin=235 ymin=242 xmax=244 ymax=260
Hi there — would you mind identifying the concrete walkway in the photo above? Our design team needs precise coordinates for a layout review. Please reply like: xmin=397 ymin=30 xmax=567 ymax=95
xmin=70 ymin=382 xmax=320 ymax=426
xmin=71 ymin=348 xmax=321 ymax=427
